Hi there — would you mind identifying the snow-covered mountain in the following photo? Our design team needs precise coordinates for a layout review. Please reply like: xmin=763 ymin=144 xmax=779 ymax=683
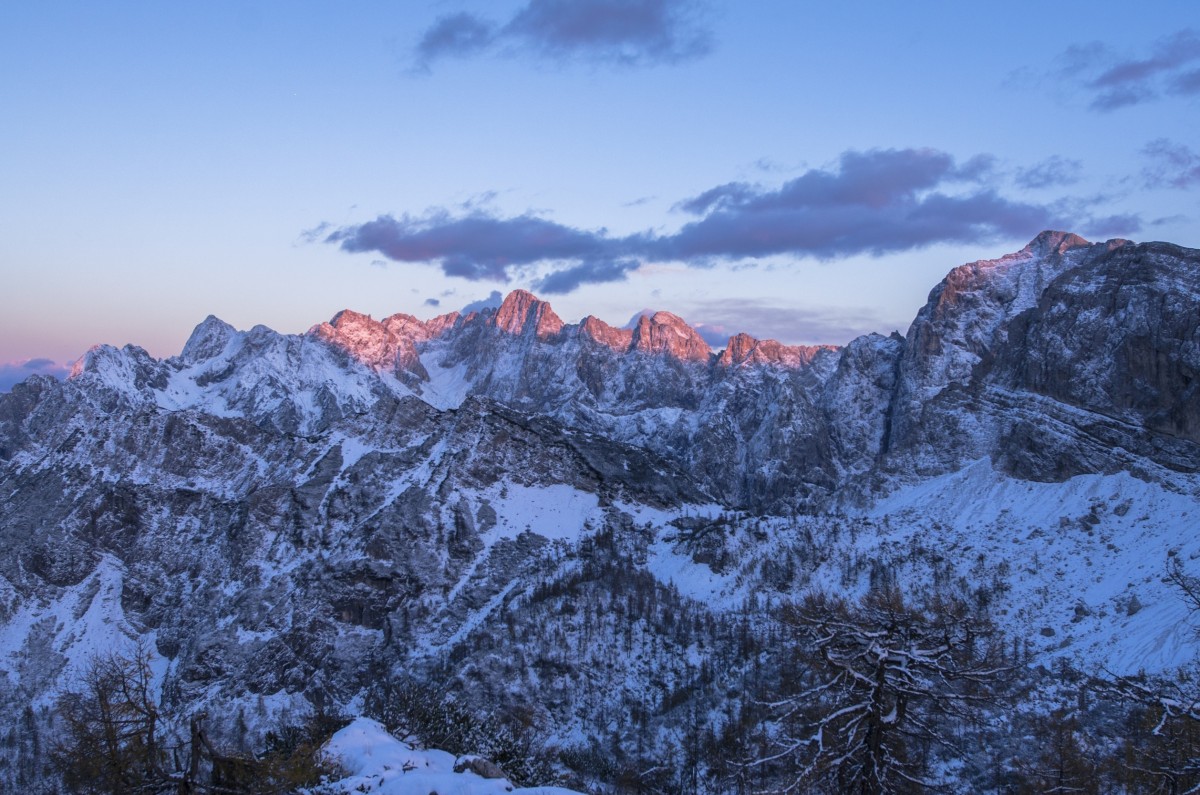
xmin=2 ymin=231 xmax=1199 ymax=790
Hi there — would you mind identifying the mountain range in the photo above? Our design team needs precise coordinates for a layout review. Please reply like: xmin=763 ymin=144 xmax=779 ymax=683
xmin=2 ymin=230 xmax=1199 ymax=791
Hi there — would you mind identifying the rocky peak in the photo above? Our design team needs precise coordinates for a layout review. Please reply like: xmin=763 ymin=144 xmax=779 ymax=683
xmin=67 ymin=343 xmax=168 ymax=400
xmin=419 ymin=311 xmax=462 ymax=339
xmin=1022 ymin=230 xmax=1092 ymax=258
xmin=718 ymin=333 xmax=758 ymax=366
xmin=67 ymin=345 xmax=105 ymax=380
xmin=329 ymin=308 xmax=375 ymax=328
xmin=630 ymin=312 xmax=711 ymax=362
xmin=310 ymin=311 xmax=399 ymax=371
xmin=379 ymin=312 xmax=426 ymax=340
xmin=310 ymin=309 xmax=431 ymax=383
xmin=716 ymin=333 xmax=837 ymax=369
xmin=918 ymin=231 xmax=1101 ymax=336
xmin=578 ymin=315 xmax=633 ymax=351
xmin=492 ymin=290 xmax=564 ymax=339
xmin=180 ymin=315 xmax=238 ymax=364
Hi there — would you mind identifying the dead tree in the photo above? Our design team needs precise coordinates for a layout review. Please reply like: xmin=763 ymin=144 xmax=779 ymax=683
xmin=758 ymin=587 xmax=1004 ymax=794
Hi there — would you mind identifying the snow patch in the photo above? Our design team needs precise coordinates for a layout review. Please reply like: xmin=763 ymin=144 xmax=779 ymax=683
xmin=484 ymin=483 xmax=601 ymax=543
xmin=420 ymin=358 xmax=474 ymax=410
xmin=321 ymin=717 xmax=583 ymax=795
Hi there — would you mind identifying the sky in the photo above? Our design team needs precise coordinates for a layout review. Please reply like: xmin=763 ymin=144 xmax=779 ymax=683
xmin=1 ymin=1 xmax=1197 ymax=389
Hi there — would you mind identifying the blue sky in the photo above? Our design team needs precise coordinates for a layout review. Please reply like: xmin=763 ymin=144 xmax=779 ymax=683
xmin=1 ymin=1 xmax=1197 ymax=388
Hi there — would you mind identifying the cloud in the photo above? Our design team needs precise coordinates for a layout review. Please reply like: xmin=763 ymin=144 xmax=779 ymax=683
xmin=415 ymin=12 xmax=496 ymax=66
xmin=1081 ymin=213 xmax=1143 ymax=239
xmin=298 ymin=221 xmax=332 ymax=244
xmin=690 ymin=323 xmax=732 ymax=348
xmin=535 ymin=258 xmax=641 ymax=293
xmin=1015 ymin=156 xmax=1083 ymax=189
xmin=1055 ymin=29 xmax=1200 ymax=111
xmin=684 ymin=300 xmax=892 ymax=346
xmin=324 ymin=210 xmax=646 ymax=282
xmin=1142 ymin=138 xmax=1200 ymax=189
xmin=423 ymin=297 xmax=441 ymax=307
xmin=414 ymin=0 xmax=712 ymax=70
xmin=321 ymin=147 xmax=1136 ymax=293
xmin=661 ymin=148 xmax=1066 ymax=261
xmin=0 ymin=358 xmax=72 ymax=392
xmin=623 ymin=309 xmax=655 ymax=329
xmin=1173 ymin=68 xmax=1200 ymax=94
xmin=460 ymin=291 xmax=504 ymax=314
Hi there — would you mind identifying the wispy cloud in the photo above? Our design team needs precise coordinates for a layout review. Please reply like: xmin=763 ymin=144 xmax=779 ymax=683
xmin=321 ymin=147 xmax=1140 ymax=294
xmin=1142 ymin=138 xmax=1200 ymax=189
xmin=1054 ymin=29 xmax=1200 ymax=111
xmin=1014 ymin=156 xmax=1083 ymax=189
xmin=0 ymin=358 xmax=72 ymax=392
xmin=1080 ymin=213 xmax=1143 ymax=239
xmin=414 ymin=0 xmax=712 ymax=71
xmin=415 ymin=12 xmax=496 ymax=65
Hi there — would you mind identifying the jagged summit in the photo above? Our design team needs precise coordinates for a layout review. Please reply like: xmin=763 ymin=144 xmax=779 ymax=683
xmin=180 ymin=314 xmax=238 ymax=364
xmin=629 ymin=311 xmax=711 ymax=361
xmin=1023 ymin=229 xmax=1092 ymax=256
xmin=577 ymin=314 xmax=633 ymax=350
xmin=328 ymin=308 xmax=375 ymax=327
xmin=301 ymin=288 xmax=841 ymax=381
xmin=715 ymin=332 xmax=836 ymax=368
xmin=491 ymin=289 xmax=564 ymax=339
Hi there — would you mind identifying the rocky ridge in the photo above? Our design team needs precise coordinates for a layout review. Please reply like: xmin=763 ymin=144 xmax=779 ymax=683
xmin=56 ymin=231 xmax=1195 ymax=508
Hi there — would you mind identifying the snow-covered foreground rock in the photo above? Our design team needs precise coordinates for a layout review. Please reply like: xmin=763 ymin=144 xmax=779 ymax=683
xmin=322 ymin=719 xmax=582 ymax=795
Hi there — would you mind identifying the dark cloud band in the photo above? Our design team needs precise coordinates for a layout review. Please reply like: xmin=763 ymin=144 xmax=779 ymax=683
xmin=322 ymin=147 xmax=1140 ymax=293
